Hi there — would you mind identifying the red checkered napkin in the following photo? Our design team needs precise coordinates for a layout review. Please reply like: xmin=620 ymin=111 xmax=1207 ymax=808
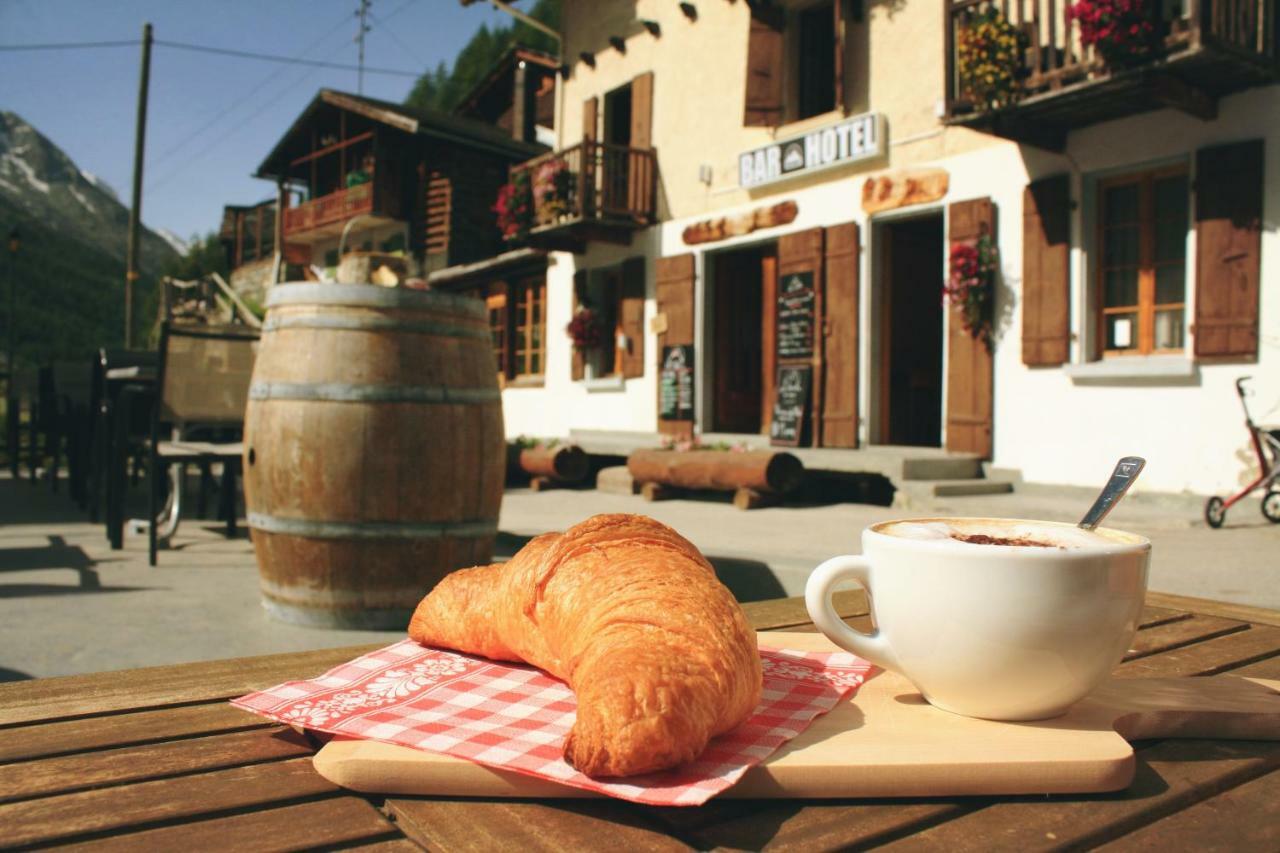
xmin=232 ymin=640 xmax=872 ymax=806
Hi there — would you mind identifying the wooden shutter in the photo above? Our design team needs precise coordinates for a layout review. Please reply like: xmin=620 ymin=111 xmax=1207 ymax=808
xmin=571 ymin=270 xmax=586 ymax=381
xmin=583 ymin=96 xmax=598 ymax=142
xmin=778 ymin=228 xmax=825 ymax=447
xmin=656 ymin=253 xmax=696 ymax=439
xmin=946 ymin=198 xmax=995 ymax=458
xmin=744 ymin=9 xmax=784 ymax=127
xmin=1022 ymin=175 xmax=1070 ymax=367
xmin=833 ymin=0 xmax=845 ymax=111
xmin=620 ymin=256 xmax=646 ymax=379
xmin=1194 ymin=139 xmax=1263 ymax=359
xmin=425 ymin=170 xmax=452 ymax=260
xmin=821 ymin=222 xmax=859 ymax=448
xmin=582 ymin=97 xmax=599 ymax=218
xmin=629 ymin=72 xmax=654 ymax=216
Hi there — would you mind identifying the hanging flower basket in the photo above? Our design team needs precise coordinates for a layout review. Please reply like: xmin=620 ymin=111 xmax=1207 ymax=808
xmin=944 ymin=235 xmax=997 ymax=351
xmin=566 ymin=307 xmax=606 ymax=351
xmin=533 ymin=158 xmax=575 ymax=225
xmin=956 ymin=6 xmax=1028 ymax=111
xmin=1067 ymin=0 xmax=1160 ymax=68
xmin=493 ymin=169 xmax=533 ymax=243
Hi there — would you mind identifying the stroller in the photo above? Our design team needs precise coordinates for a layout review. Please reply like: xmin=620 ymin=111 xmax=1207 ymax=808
xmin=1204 ymin=376 xmax=1280 ymax=528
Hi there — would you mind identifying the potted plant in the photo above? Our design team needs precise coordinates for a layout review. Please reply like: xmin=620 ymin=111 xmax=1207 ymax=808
xmin=533 ymin=158 xmax=574 ymax=225
xmin=944 ymin=236 xmax=998 ymax=351
xmin=956 ymin=5 xmax=1028 ymax=111
xmin=566 ymin=307 xmax=607 ymax=378
xmin=1067 ymin=0 xmax=1160 ymax=68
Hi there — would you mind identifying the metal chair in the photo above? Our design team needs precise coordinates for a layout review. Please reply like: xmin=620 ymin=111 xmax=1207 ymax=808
xmin=147 ymin=323 xmax=259 ymax=566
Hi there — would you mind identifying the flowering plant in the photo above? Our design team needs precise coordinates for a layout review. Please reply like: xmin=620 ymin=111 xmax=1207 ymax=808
xmin=566 ymin=308 xmax=606 ymax=351
xmin=492 ymin=169 xmax=533 ymax=242
xmin=532 ymin=158 xmax=574 ymax=223
xmin=957 ymin=6 xmax=1028 ymax=111
xmin=1066 ymin=0 xmax=1159 ymax=67
xmin=944 ymin=235 xmax=997 ymax=349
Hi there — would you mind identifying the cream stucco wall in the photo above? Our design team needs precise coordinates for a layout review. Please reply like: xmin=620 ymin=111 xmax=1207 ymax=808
xmin=499 ymin=2 xmax=1279 ymax=498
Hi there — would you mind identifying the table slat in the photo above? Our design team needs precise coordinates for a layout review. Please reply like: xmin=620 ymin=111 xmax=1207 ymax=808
xmin=0 ymin=727 xmax=311 ymax=804
xmin=1123 ymin=615 xmax=1248 ymax=661
xmin=743 ymin=590 xmax=865 ymax=631
xmin=1093 ymin=767 xmax=1280 ymax=852
xmin=872 ymin=740 xmax=1280 ymax=851
xmin=59 ymin=796 xmax=403 ymax=853
xmin=0 ymin=644 xmax=385 ymax=727
xmin=1116 ymin=625 xmax=1280 ymax=679
xmin=1143 ymin=592 xmax=1280 ymax=628
xmin=386 ymin=798 xmax=694 ymax=853
xmin=0 ymin=757 xmax=337 ymax=848
xmin=0 ymin=702 xmax=272 ymax=764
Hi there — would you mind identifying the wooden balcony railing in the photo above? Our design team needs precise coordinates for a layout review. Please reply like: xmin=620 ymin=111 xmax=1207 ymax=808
xmin=282 ymin=182 xmax=375 ymax=237
xmin=945 ymin=0 xmax=1278 ymax=138
xmin=512 ymin=141 xmax=657 ymax=233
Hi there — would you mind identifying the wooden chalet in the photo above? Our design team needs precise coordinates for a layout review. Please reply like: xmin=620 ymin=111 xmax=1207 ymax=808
xmin=254 ymin=89 xmax=545 ymax=275
xmin=454 ymin=45 xmax=559 ymax=146
xmin=219 ymin=199 xmax=277 ymax=272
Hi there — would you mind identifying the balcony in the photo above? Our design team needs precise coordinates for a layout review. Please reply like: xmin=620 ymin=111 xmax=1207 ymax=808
xmin=508 ymin=140 xmax=657 ymax=252
xmin=944 ymin=0 xmax=1280 ymax=150
xmin=282 ymin=182 xmax=400 ymax=241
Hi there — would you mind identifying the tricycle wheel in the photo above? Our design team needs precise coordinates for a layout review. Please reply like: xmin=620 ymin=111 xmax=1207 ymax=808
xmin=1263 ymin=491 xmax=1280 ymax=524
xmin=1204 ymin=496 xmax=1226 ymax=529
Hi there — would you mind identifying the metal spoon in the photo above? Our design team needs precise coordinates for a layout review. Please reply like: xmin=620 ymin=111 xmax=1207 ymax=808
xmin=1079 ymin=456 xmax=1146 ymax=530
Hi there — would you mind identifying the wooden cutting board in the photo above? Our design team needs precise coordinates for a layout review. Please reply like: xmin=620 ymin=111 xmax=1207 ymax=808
xmin=312 ymin=632 xmax=1280 ymax=799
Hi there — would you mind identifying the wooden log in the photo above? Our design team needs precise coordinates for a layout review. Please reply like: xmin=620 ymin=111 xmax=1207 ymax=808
xmin=733 ymin=487 xmax=781 ymax=510
xmin=513 ymin=444 xmax=589 ymax=483
xmin=627 ymin=448 xmax=804 ymax=495
xmin=528 ymin=476 xmax=556 ymax=492
xmin=639 ymin=481 xmax=681 ymax=502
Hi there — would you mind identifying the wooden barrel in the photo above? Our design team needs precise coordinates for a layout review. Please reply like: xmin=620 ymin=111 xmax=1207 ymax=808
xmin=243 ymin=283 xmax=504 ymax=629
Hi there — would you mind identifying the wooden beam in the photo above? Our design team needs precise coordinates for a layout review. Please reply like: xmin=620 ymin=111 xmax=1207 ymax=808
xmin=290 ymin=131 xmax=375 ymax=168
xmin=1144 ymin=71 xmax=1218 ymax=121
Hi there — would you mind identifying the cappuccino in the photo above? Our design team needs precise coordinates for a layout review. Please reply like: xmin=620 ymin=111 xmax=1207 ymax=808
xmin=878 ymin=518 xmax=1137 ymax=550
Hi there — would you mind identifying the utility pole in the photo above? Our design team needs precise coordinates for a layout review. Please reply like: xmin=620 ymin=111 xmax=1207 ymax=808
xmin=124 ymin=21 xmax=153 ymax=350
xmin=355 ymin=0 xmax=371 ymax=94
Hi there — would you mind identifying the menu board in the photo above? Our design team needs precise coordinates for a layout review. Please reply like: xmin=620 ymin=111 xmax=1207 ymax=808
xmin=769 ymin=364 xmax=811 ymax=447
xmin=659 ymin=345 xmax=695 ymax=421
xmin=776 ymin=271 xmax=816 ymax=359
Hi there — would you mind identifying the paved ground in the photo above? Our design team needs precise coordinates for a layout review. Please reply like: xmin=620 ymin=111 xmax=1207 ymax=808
xmin=1 ymin=472 xmax=1276 ymax=681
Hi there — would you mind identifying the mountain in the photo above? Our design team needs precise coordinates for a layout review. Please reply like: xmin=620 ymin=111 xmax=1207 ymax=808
xmin=0 ymin=111 xmax=181 ymax=366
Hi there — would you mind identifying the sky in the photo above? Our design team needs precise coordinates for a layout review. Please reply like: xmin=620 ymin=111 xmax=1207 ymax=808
xmin=0 ymin=0 xmax=512 ymax=243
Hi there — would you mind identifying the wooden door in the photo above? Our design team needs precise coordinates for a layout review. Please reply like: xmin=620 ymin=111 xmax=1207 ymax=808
xmin=777 ymin=229 xmax=824 ymax=447
xmin=760 ymin=252 xmax=778 ymax=432
xmin=656 ymin=253 xmax=696 ymax=440
xmin=713 ymin=251 xmax=764 ymax=434
xmin=821 ymin=222 xmax=859 ymax=448
xmin=945 ymin=198 xmax=995 ymax=458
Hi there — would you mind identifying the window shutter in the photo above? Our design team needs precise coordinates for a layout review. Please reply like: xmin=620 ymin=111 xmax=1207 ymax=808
xmin=1194 ymin=139 xmax=1263 ymax=359
xmin=655 ymin=253 xmax=696 ymax=439
xmin=778 ymin=228 xmax=825 ymax=447
xmin=1021 ymin=175 xmax=1070 ymax=367
xmin=833 ymin=0 xmax=845 ymax=111
xmin=619 ymin=257 xmax=647 ymax=379
xmin=946 ymin=198 xmax=996 ymax=458
xmin=583 ymin=96 xmax=598 ymax=142
xmin=822 ymin=221 xmax=859 ymax=448
xmin=628 ymin=72 xmax=654 ymax=216
xmin=571 ymin=270 xmax=586 ymax=381
xmin=744 ymin=10 xmax=784 ymax=127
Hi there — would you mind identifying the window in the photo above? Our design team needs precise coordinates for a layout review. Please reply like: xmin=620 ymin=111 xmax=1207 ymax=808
xmin=579 ymin=269 xmax=623 ymax=376
xmin=482 ymin=276 xmax=546 ymax=383
xmin=796 ymin=2 xmax=836 ymax=120
xmin=744 ymin=1 xmax=846 ymax=127
xmin=1097 ymin=167 xmax=1188 ymax=355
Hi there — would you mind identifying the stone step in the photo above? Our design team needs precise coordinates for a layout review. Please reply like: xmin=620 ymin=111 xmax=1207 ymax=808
xmin=894 ymin=478 xmax=1014 ymax=508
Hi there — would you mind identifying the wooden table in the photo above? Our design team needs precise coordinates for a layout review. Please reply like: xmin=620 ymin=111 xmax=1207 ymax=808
xmin=3 ymin=590 xmax=1278 ymax=851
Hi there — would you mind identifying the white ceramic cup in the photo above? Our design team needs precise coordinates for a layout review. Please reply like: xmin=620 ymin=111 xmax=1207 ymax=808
xmin=805 ymin=517 xmax=1151 ymax=720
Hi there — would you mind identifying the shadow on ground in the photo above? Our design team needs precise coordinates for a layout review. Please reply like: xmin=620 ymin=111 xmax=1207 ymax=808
xmin=0 ymin=534 xmax=152 ymax=598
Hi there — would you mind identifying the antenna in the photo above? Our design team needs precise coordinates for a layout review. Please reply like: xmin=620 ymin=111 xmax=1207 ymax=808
xmin=355 ymin=0 xmax=371 ymax=94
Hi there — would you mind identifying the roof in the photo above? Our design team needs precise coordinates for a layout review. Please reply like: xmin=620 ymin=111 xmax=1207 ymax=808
xmin=255 ymin=89 xmax=546 ymax=180
xmin=455 ymin=45 xmax=560 ymax=119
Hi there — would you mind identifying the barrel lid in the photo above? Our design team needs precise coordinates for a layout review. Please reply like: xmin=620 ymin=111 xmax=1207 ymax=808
xmin=267 ymin=283 xmax=485 ymax=318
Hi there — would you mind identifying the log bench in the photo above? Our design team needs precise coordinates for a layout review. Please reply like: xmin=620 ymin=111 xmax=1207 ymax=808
xmin=627 ymin=448 xmax=804 ymax=509
xmin=507 ymin=443 xmax=590 ymax=491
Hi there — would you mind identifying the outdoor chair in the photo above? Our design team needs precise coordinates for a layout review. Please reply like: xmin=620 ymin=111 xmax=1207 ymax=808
xmin=95 ymin=349 xmax=157 ymax=545
xmin=146 ymin=323 xmax=259 ymax=566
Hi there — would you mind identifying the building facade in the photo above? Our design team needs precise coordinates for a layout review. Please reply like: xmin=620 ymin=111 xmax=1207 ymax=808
xmin=472 ymin=0 xmax=1276 ymax=497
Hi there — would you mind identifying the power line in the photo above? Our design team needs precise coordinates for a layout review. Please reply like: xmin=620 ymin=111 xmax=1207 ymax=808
xmin=368 ymin=11 xmax=433 ymax=72
xmin=0 ymin=39 xmax=137 ymax=51
xmin=155 ymin=38 xmax=421 ymax=77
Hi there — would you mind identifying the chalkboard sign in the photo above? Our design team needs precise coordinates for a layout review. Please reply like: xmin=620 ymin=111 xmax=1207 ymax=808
xmin=769 ymin=364 xmax=812 ymax=447
xmin=659 ymin=345 xmax=695 ymax=421
xmin=777 ymin=271 xmax=816 ymax=359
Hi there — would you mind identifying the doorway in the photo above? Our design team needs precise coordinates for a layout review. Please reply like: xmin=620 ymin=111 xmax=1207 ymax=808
xmin=711 ymin=244 xmax=776 ymax=434
xmin=879 ymin=214 xmax=945 ymax=447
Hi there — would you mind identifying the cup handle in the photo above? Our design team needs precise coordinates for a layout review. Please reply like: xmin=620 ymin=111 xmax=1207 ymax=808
xmin=805 ymin=555 xmax=898 ymax=672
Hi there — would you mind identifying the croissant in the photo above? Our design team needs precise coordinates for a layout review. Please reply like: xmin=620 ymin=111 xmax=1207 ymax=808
xmin=408 ymin=513 xmax=763 ymax=777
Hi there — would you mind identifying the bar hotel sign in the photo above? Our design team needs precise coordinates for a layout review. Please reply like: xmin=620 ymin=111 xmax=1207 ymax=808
xmin=739 ymin=112 xmax=885 ymax=189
